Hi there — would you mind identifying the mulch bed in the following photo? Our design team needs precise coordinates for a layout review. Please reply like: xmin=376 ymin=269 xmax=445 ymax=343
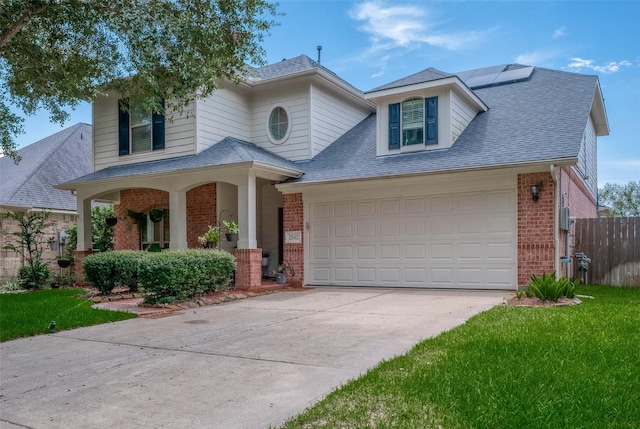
xmin=505 ymin=295 xmax=582 ymax=307
xmin=76 ymin=284 xmax=308 ymax=310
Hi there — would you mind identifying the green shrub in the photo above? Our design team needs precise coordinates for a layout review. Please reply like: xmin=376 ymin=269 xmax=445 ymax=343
xmin=19 ymin=262 xmax=50 ymax=289
xmin=527 ymin=272 xmax=579 ymax=302
xmin=139 ymin=249 xmax=235 ymax=304
xmin=83 ymin=253 xmax=118 ymax=294
xmin=83 ymin=249 xmax=235 ymax=301
xmin=83 ymin=251 xmax=145 ymax=295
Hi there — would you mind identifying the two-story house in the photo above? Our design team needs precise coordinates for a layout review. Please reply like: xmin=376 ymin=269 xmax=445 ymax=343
xmin=59 ymin=55 xmax=608 ymax=290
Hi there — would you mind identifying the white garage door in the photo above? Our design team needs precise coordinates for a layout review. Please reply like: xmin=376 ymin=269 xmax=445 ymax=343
xmin=308 ymin=190 xmax=516 ymax=289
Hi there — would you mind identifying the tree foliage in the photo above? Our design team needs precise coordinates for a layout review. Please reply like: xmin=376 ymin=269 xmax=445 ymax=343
xmin=598 ymin=181 xmax=640 ymax=217
xmin=1 ymin=0 xmax=279 ymax=162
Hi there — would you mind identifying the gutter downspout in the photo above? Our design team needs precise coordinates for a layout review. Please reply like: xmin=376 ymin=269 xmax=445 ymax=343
xmin=550 ymin=164 xmax=560 ymax=278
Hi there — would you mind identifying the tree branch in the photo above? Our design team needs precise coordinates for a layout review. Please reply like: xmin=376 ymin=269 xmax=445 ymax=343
xmin=0 ymin=2 xmax=50 ymax=54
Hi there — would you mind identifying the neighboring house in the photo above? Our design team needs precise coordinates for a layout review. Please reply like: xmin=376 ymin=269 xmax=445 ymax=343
xmin=57 ymin=55 xmax=608 ymax=290
xmin=1 ymin=123 xmax=93 ymax=281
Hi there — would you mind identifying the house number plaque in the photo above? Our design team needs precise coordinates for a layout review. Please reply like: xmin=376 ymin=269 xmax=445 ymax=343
xmin=285 ymin=231 xmax=302 ymax=244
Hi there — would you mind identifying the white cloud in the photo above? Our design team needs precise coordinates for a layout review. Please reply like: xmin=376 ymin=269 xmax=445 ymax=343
xmin=515 ymin=50 xmax=560 ymax=66
xmin=350 ymin=1 xmax=488 ymax=51
xmin=552 ymin=26 xmax=567 ymax=39
xmin=567 ymin=57 xmax=633 ymax=74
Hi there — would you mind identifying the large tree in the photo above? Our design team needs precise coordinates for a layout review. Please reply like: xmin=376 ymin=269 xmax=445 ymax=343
xmin=1 ymin=0 xmax=279 ymax=162
xmin=598 ymin=181 xmax=640 ymax=217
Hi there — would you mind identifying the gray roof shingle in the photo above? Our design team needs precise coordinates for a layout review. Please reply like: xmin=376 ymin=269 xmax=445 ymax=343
xmin=62 ymin=137 xmax=302 ymax=185
xmin=291 ymin=66 xmax=598 ymax=184
xmin=57 ymin=63 xmax=599 ymax=190
xmin=0 ymin=123 xmax=92 ymax=210
xmin=366 ymin=67 xmax=454 ymax=93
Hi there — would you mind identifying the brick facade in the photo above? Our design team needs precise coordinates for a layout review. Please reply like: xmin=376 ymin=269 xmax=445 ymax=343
xmin=517 ymin=172 xmax=555 ymax=285
xmin=557 ymin=166 xmax=598 ymax=277
xmin=186 ymin=184 xmax=217 ymax=248
xmin=114 ymin=189 xmax=170 ymax=250
xmin=282 ymin=193 xmax=304 ymax=284
xmin=0 ymin=210 xmax=77 ymax=282
xmin=234 ymin=248 xmax=262 ymax=290
xmin=558 ymin=166 xmax=597 ymax=218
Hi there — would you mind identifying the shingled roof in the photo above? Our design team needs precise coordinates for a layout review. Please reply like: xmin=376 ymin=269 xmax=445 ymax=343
xmin=61 ymin=137 xmax=302 ymax=185
xmin=0 ymin=123 xmax=92 ymax=210
xmin=366 ymin=67 xmax=455 ymax=93
xmin=290 ymin=66 xmax=600 ymax=184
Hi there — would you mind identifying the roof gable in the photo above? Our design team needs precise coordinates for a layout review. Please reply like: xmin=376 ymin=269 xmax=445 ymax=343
xmin=0 ymin=123 xmax=92 ymax=210
xmin=290 ymin=66 xmax=603 ymax=185
xmin=366 ymin=67 xmax=454 ymax=93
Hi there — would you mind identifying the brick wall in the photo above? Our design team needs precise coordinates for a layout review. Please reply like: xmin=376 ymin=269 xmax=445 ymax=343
xmin=0 ymin=210 xmax=77 ymax=282
xmin=559 ymin=166 xmax=597 ymax=218
xmin=234 ymin=248 xmax=262 ymax=290
xmin=114 ymin=189 xmax=169 ymax=250
xmin=283 ymin=193 xmax=304 ymax=282
xmin=557 ymin=166 xmax=598 ymax=277
xmin=517 ymin=173 xmax=555 ymax=285
xmin=186 ymin=184 xmax=216 ymax=248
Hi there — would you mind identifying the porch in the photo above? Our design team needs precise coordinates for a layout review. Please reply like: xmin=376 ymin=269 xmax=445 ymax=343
xmin=56 ymin=144 xmax=304 ymax=290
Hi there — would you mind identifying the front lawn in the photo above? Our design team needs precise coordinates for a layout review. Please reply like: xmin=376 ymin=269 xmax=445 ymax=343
xmin=280 ymin=285 xmax=640 ymax=428
xmin=0 ymin=288 xmax=137 ymax=342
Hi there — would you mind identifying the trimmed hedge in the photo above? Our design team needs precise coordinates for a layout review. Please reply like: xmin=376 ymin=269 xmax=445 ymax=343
xmin=83 ymin=249 xmax=236 ymax=302
xmin=83 ymin=251 xmax=145 ymax=295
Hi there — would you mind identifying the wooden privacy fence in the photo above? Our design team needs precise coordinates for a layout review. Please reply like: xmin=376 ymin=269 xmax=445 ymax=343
xmin=573 ymin=217 xmax=640 ymax=286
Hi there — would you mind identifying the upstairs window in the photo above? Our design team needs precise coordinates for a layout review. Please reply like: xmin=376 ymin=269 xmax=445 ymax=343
xmin=402 ymin=98 xmax=424 ymax=146
xmin=119 ymin=99 xmax=165 ymax=156
xmin=388 ymin=96 xmax=438 ymax=150
xmin=268 ymin=106 xmax=290 ymax=143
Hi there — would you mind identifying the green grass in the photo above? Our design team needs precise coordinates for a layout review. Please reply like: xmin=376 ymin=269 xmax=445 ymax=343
xmin=0 ymin=288 xmax=137 ymax=342
xmin=280 ymin=286 xmax=640 ymax=429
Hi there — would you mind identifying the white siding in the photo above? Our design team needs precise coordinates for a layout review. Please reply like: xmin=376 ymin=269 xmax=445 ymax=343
xmin=309 ymin=84 xmax=372 ymax=157
xmin=196 ymin=87 xmax=251 ymax=152
xmin=251 ymin=82 xmax=311 ymax=161
xmin=451 ymin=91 xmax=476 ymax=144
xmin=575 ymin=115 xmax=598 ymax=198
xmin=93 ymin=93 xmax=196 ymax=172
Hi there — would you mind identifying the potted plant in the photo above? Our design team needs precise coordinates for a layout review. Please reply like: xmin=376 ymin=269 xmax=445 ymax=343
xmin=148 ymin=208 xmax=164 ymax=223
xmin=106 ymin=216 xmax=118 ymax=226
xmin=48 ymin=236 xmax=58 ymax=251
xmin=262 ymin=250 xmax=271 ymax=267
xmin=198 ymin=225 xmax=220 ymax=248
xmin=57 ymin=245 xmax=74 ymax=268
xmin=274 ymin=262 xmax=294 ymax=284
xmin=222 ymin=219 xmax=239 ymax=241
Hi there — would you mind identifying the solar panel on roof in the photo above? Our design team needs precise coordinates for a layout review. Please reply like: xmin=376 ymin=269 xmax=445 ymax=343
xmin=459 ymin=65 xmax=534 ymax=89
xmin=457 ymin=64 xmax=507 ymax=88
xmin=492 ymin=66 xmax=534 ymax=85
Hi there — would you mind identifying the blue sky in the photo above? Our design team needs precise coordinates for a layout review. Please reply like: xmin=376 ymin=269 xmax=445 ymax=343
xmin=10 ymin=0 xmax=640 ymax=187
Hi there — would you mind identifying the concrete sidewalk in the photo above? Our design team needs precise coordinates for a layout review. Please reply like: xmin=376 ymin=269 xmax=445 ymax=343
xmin=0 ymin=287 xmax=507 ymax=429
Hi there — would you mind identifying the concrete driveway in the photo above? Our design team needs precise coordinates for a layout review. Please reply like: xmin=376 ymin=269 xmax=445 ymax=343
xmin=0 ymin=287 xmax=507 ymax=429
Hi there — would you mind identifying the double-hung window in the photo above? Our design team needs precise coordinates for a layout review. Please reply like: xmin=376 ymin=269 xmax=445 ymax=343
xmin=388 ymin=96 xmax=438 ymax=150
xmin=118 ymin=99 xmax=165 ymax=155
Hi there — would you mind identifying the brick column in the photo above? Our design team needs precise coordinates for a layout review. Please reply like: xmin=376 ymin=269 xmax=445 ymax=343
xmin=517 ymin=173 xmax=555 ymax=286
xmin=283 ymin=193 xmax=304 ymax=286
xmin=234 ymin=248 xmax=262 ymax=290
xmin=73 ymin=249 xmax=93 ymax=285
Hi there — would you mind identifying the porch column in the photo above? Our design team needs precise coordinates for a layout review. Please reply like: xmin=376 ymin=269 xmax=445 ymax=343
xmin=169 ymin=189 xmax=188 ymax=249
xmin=237 ymin=171 xmax=257 ymax=249
xmin=73 ymin=193 xmax=93 ymax=284
xmin=76 ymin=194 xmax=93 ymax=251
xmin=235 ymin=172 xmax=260 ymax=289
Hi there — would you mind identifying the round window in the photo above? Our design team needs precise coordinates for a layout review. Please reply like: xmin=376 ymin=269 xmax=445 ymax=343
xmin=268 ymin=106 xmax=289 ymax=143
